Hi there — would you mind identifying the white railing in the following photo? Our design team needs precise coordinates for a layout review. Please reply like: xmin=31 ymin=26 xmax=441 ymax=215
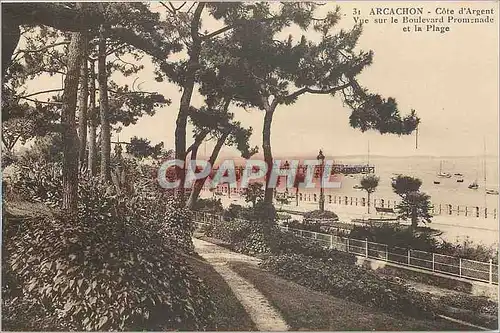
xmin=192 ymin=211 xmax=498 ymax=285
xmin=203 ymin=187 xmax=498 ymax=219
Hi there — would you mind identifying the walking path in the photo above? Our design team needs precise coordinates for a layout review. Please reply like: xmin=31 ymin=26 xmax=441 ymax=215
xmin=193 ymin=238 xmax=289 ymax=331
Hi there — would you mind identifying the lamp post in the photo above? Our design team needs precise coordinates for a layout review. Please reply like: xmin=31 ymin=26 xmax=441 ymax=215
xmin=317 ymin=150 xmax=325 ymax=212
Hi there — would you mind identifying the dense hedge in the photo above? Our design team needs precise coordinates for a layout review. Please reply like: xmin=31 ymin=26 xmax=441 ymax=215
xmin=203 ymin=211 xmax=355 ymax=264
xmin=303 ymin=209 xmax=339 ymax=221
xmin=350 ymin=224 xmax=498 ymax=263
xmin=260 ymin=254 xmax=437 ymax=319
xmin=4 ymin=211 xmax=214 ymax=331
xmin=204 ymin=217 xmax=271 ymax=255
xmin=193 ymin=198 xmax=224 ymax=214
xmin=3 ymin=163 xmax=214 ymax=330
xmin=349 ymin=224 xmax=440 ymax=252
xmin=275 ymin=230 xmax=356 ymax=265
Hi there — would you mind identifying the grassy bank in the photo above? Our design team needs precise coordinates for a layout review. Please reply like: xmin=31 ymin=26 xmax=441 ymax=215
xmin=229 ymin=261 xmax=473 ymax=331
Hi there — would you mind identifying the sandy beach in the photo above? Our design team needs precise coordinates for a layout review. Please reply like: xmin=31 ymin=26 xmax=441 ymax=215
xmin=200 ymin=190 xmax=499 ymax=247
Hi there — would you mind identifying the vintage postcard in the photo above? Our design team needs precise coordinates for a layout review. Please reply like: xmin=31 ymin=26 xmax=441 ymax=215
xmin=1 ymin=1 xmax=498 ymax=331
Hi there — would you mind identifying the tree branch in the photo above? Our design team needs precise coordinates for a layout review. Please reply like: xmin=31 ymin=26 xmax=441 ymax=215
xmin=187 ymin=128 xmax=209 ymax=155
xmin=20 ymin=88 xmax=64 ymax=99
xmin=280 ymin=82 xmax=352 ymax=104
xmin=13 ymin=41 xmax=70 ymax=58
xmin=201 ymin=25 xmax=234 ymax=41
xmin=18 ymin=96 xmax=63 ymax=105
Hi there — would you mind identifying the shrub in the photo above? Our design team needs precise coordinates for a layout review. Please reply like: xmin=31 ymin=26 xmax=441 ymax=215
xmin=439 ymin=237 xmax=498 ymax=264
xmin=4 ymin=163 xmax=213 ymax=330
xmin=260 ymin=254 xmax=437 ymax=319
xmin=275 ymin=231 xmax=356 ymax=265
xmin=10 ymin=161 xmax=63 ymax=207
xmin=439 ymin=294 xmax=497 ymax=316
xmin=349 ymin=225 xmax=498 ymax=263
xmin=204 ymin=217 xmax=270 ymax=255
xmin=3 ymin=204 xmax=214 ymax=331
xmin=193 ymin=197 xmax=224 ymax=214
xmin=276 ymin=213 xmax=292 ymax=222
xmin=223 ymin=204 xmax=244 ymax=221
xmin=349 ymin=224 xmax=440 ymax=252
xmin=283 ymin=219 xmax=323 ymax=233
xmin=303 ymin=209 xmax=338 ymax=222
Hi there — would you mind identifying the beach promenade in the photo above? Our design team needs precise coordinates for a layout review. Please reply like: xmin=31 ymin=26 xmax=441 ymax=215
xmin=200 ymin=191 xmax=499 ymax=246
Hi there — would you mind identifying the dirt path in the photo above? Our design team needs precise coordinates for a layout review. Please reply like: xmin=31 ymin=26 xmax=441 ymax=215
xmin=193 ymin=238 xmax=289 ymax=331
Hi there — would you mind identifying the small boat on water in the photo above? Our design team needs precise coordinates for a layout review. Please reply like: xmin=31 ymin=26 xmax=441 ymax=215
xmin=437 ymin=161 xmax=452 ymax=178
xmin=486 ymin=189 xmax=499 ymax=195
xmin=468 ymin=181 xmax=479 ymax=190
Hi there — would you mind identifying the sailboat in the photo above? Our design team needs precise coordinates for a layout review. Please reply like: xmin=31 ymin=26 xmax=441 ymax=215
xmin=483 ymin=141 xmax=498 ymax=195
xmin=437 ymin=161 xmax=452 ymax=178
xmin=469 ymin=155 xmax=480 ymax=190
xmin=360 ymin=140 xmax=370 ymax=174
xmin=468 ymin=181 xmax=479 ymax=190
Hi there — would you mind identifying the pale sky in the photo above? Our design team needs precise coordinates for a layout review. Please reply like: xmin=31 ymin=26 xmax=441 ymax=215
xmin=19 ymin=1 xmax=500 ymax=158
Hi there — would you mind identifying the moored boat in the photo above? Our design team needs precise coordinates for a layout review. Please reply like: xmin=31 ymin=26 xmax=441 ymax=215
xmin=468 ymin=181 xmax=479 ymax=190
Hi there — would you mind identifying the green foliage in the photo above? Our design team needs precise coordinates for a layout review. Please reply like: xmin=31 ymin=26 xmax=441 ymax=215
xmin=4 ymin=170 xmax=214 ymax=330
xmin=193 ymin=197 xmax=224 ymax=214
xmin=439 ymin=237 xmax=498 ymax=264
xmin=205 ymin=207 xmax=354 ymax=263
xmin=223 ymin=203 xmax=244 ymax=220
xmin=349 ymin=224 xmax=440 ymax=252
xmin=1 ymin=101 xmax=58 ymax=151
xmin=360 ymin=174 xmax=379 ymax=193
xmin=303 ymin=209 xmax=339 ymax=222
xmin=17 ymin=133 xmax=64 ymax=165
xmin=276 ymin=212 xmax=292 ymax=221
xmin=350 ymin=225 xmax=498 ymax=263
xmin=4 ymin=207 xmax=213 ymax=331
xmin=204 ymin=217 xmax=271 ymax=255
xmin=439 ymin=294 xmax=497 ymax=317
xmin=11 ymin=160 xmax=64 ymax=207
xmin=126 ymin=136 xmax=171 ymax=160
xmin=276 ymin=196 xmax=290 ymax=208
xmin=275 ymin=231 xmax=356 ymax=265
xmin=391 ymin=175 xmax=422 ymax=197
xmin=242 ymin=182 xmax=264 ymax=207
xmin=396 ymin=191 xmax=433 ymax=228
xmin=260 ymin=254 xmax=436 ymax=319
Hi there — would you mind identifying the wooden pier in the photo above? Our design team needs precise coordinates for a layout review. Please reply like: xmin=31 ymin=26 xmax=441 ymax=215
xmin=211 ymin=163 xmax=375 ymax=177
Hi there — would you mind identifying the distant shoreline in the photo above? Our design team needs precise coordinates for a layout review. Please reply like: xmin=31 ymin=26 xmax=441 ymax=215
xmin=211 ymin=154 xmax=500 ymax=160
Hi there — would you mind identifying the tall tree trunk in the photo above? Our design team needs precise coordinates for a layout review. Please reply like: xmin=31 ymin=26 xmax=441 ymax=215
xmin=262 ymin=107 xmax=276 ymax=205
xmin=187 ymin=131 xmax=230 ymax=209
xmin=296 ymin=187 xmax=299 ymax=206
xmin=87 ymin=61 xmax=97 ymax=175
xmin=261 ymin=105 xmax=278 ymax=253
xmin=411 ymin=208 xmax=418 ymax=230
xmin=1 ymin=13 xmax=20 ymax=81
xmin=98 ymin=24 xmax=110 ymax=183
xmin=174 ymin=3 xmax=205 ymax=203
xmin=367 ymin=192 xmax=371 ymax=214
xmin=77 ymin=33 xmax=88 ymax=169
xmin=61 ymin=32 xmax=84 ymax=213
